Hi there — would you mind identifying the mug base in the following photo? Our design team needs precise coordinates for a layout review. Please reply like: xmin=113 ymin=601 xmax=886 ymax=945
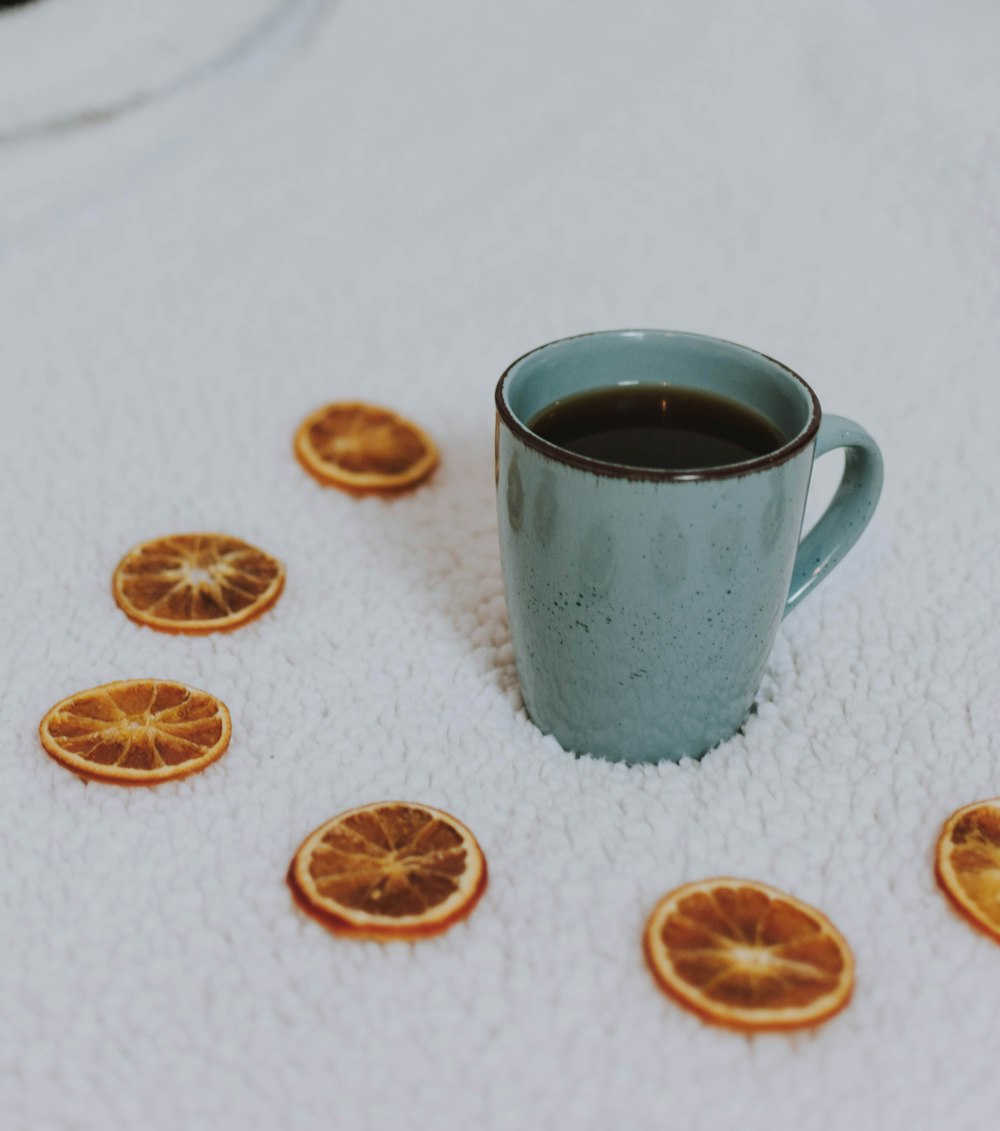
xmin=524 ymin=702 xmax=755 ymax=766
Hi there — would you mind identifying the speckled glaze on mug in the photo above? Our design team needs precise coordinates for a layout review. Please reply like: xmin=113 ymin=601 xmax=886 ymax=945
xmin=495 ymin=330 xmax=883 ymax=764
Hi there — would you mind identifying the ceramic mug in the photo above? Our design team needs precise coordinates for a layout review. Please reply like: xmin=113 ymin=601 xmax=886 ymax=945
xmin=494 ymin=330 xmax=884 ymax=764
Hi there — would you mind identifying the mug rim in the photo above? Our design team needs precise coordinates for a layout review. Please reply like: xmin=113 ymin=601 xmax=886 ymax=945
xmin=495 ymin=329 xmax=822 ymax=482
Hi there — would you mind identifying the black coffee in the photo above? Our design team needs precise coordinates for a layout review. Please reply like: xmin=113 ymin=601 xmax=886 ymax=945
xmin=527 ymin=384 xmax=784 ymax=472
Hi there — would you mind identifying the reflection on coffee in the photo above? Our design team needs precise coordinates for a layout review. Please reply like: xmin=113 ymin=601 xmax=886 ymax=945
xmin=528 ymin=384 xmax=784 ymax=472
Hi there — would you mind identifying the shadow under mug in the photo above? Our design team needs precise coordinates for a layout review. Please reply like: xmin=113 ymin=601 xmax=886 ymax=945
xmin=494 ymin=330 xmax=884 ymax=764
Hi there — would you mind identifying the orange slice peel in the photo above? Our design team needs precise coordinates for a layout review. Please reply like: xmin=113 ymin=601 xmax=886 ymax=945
xmin=936 ymin=798 xmax=1000 ymax=944
xmin=112 ymin=533 xmax=284 ymax=635
xmin=288 ymin=801 xmax=487 ymax=940
xmin=294 ymin=402 xmax=438 ymax=493
xmin=643 ymin=877 xmax=855 ymax=1032
xmin=39 ymin=679 xmax=232 ymax=785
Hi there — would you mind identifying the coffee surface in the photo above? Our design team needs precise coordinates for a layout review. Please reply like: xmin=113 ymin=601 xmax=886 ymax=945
xmin=527 ymin=384 xmax=784 ymax=471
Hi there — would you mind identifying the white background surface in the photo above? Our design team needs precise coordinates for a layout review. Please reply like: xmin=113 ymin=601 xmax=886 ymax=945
xmin=1 ymin=1 xmax=999 ymax=1128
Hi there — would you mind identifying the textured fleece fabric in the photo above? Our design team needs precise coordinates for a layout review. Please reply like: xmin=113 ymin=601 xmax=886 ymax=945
xmin=1 ymin=1 xmax=999 ymax=1128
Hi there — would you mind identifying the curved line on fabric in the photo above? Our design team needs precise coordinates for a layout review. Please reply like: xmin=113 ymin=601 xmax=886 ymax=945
xmin=0 ymin=0 xmax=333 ymax=146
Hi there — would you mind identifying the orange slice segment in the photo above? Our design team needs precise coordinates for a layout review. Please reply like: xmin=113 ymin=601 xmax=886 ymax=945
xmin=643 ymin=878 xmax=854 ymax=1032
xmin=936 ymin=799 xmax=1000 ymax=943
xmin=294 ymin=402 xmax=438 ymax=492
xmin=288 ymin=801 xmax=487 ymax=940
xmin=113 ymin=533 xmax=284 ymax=634
xmin=39 ymin=679 xmax=232 ymax=785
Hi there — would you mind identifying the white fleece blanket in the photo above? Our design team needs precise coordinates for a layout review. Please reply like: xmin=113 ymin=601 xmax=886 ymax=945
xmin=2 ymin=1 xmax=999 ymax=1128
xmin=0 ymin=0 xmax=292 ymax=139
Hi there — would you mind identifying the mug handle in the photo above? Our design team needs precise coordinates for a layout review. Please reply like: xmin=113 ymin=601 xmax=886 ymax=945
xmin=784 ymin=414 xmax=884 ymax=616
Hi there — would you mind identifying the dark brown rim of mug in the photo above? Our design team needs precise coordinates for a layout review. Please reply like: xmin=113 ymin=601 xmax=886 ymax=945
xmin=494 ymin=329 xmax=822 ymax=483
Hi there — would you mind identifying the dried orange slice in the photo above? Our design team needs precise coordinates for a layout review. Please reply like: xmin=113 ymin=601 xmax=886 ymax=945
xmin=39 ymin=679 xmax=232 ymax=785
xmin=643 ymin=878 xmax=854 ymax=1032
xmin=936 ymin=799 xmax=1000 ymax=944
xmin=113 ymin=533 xmax=284 ymax=634
xmin=288 ymin=801 xmax=487 ymax=940
xmin=294 ymin=402 xmax=438 ymax=492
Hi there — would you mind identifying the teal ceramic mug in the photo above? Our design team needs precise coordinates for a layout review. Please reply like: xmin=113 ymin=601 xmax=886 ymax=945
xmin=494 ymin=330 xmax=883 ymax=764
